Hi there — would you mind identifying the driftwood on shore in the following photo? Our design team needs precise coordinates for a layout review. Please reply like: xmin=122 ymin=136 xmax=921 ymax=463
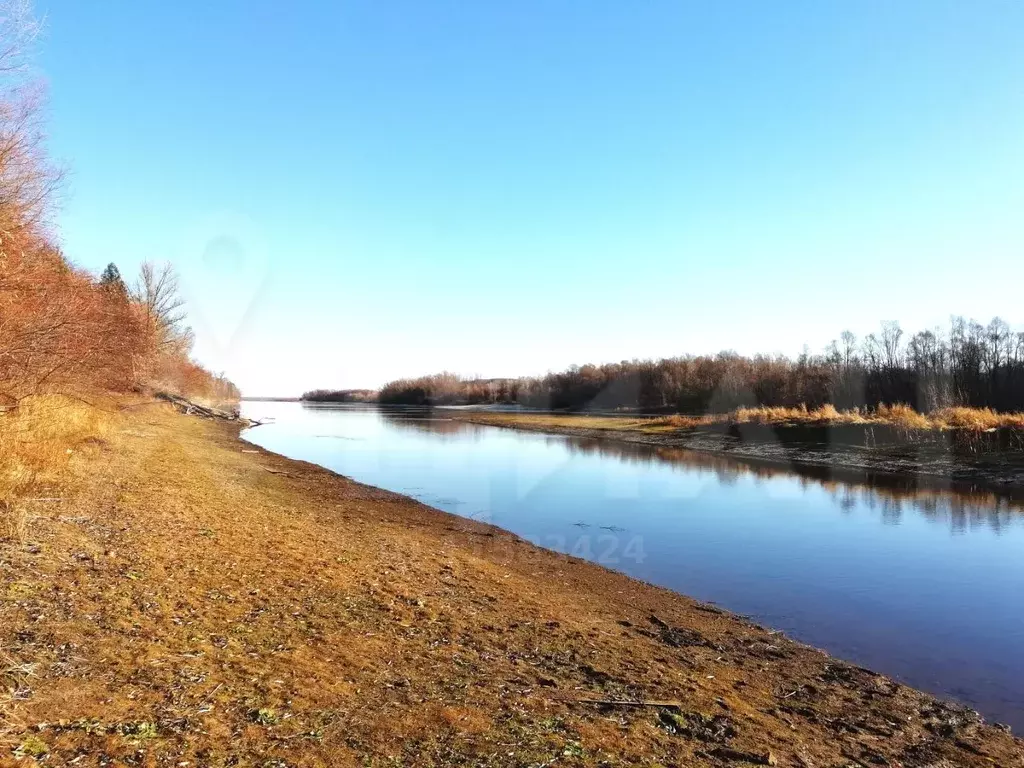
xmin=155 ymin=392 xmax=264 ymax=424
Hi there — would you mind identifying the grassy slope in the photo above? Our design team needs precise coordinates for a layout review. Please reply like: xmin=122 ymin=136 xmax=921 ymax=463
xmin=1 ymin=403 xmax=1022 ymax=766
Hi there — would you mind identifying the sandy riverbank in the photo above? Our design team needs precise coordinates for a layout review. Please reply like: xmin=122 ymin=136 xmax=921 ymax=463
xmin=1 ymin=403 xmax=1020 ymax=766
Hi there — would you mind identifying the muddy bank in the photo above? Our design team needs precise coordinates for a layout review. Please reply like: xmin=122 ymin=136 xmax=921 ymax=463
xmin=449 ymin=412 xmax=1024 ymax=500
xmin=1 ymin=404 xmax=1022 ymax=766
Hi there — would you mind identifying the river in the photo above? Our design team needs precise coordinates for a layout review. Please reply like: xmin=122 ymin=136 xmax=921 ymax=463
xmin=241 ymin=401 xmax=1024 ymax=730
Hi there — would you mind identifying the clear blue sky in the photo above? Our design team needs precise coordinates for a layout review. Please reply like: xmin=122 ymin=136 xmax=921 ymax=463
xmin=37 ymin=1 xmax=1024 ymax=395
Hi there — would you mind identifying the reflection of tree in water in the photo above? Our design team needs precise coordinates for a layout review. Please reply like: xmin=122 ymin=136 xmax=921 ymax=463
xmin=376 ymin=406 xmax=1023 ymax=533
xmin=930 ymin=495 xmax=1017 ymax=535
xmin=824 ymin=484 xmax=1019 ymax=534
xmin=838 ymin=488 xmax=857 ymax=512
xmin=713 ymin=466 xmax=742 ymax=487
xmin=303 ymin=403 xmax=476 ymax=441
xmin=377 ymin=408 xmax=484 ymax=443
xmin=880 ymin=497 xmax=904 ymax=526
xmin=551 ymin=436 xmax=741 ymax=486
xmin=543 ymin=428 xmax=1024 ymax=533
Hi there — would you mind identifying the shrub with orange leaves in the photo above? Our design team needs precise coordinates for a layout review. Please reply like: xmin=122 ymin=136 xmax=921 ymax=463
xmin=0 ymin=1 xmax=234 ymax=408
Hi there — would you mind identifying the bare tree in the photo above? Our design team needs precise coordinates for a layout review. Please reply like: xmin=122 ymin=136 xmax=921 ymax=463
xmin=862 ymin=333 xmax=882 ymax=372
xmin=839 ymin=330 xmax=857 ymax=370
xmin=880 ymin=321 xmax=903 ymax=371
xmin=0 ymin=0 xmax=59 ymax=239
xmin=131 ymin=261 xmax=192 ymax=352
xmin=0 ymin=0 xmax=40 ymax=76
xmin=986 ymin=317 xmax=1010 ymax=372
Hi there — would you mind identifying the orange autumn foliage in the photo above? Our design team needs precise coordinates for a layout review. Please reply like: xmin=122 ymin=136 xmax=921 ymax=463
xmin=0 ymin=0 xmax=235 ymax=407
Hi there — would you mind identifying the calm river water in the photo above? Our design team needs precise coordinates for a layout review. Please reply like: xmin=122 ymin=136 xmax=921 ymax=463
xmin=241 ymin=401 xmax=1024 ymax=730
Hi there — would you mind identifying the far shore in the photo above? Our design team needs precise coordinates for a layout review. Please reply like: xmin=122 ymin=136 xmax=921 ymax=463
xmin=443 ymin=410 xmax=1024 ymax=498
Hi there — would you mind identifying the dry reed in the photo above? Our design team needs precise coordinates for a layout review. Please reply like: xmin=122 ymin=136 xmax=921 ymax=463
xmin=593 ymin=404 xmax=1024 ymax=432
xmin=0 ymin=395 xmax=114 ymax=541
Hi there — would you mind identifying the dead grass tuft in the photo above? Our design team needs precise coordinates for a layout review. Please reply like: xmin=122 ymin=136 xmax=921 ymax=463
xmin=874 ymin=403 xmax=932 ymax=430
xmin=463 ymin=404 xmax=1024 ymax=435
xmin=725 ymin=403 xmax=1024 ymax=431
xmin=0 ymin=395 xmax=115 ymax=541
xmin=931 ymin=406 xmax=1024 ymax=430
xmin=650 ymin=413 xmax=713 ymax=429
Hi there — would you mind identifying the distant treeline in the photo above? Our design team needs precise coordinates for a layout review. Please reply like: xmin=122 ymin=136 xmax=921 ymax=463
xmin=301 ymin=389 xmax=377 ymax=403
xmin=370 ymin=318 xmax=1024 ymax=414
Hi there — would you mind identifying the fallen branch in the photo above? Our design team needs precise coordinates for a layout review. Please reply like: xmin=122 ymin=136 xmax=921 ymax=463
xmin=156 ymin=392 xmax=240 ymax=422
xmin=706 ymin=747 xmax=778 ymax=766
xmin=562 ymin=696 xmax=683 ymax=709
xmin=260 ymin=467 xmax=293 ymax=478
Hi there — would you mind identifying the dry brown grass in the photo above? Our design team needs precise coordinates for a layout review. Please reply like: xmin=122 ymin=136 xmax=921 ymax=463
xmin=931 ymin=407 xmax=1024 ymax=430
xmin=469 ymin=405 xmax=1024 ymax=434
xmin=0 ymin=396 xmax=116 ymax=541
xmin=871 ymin=403 xmax=931 ymax=430
xmin=650 ymin=413 xmax=715 ymax=429
xmin=729 ymin=404 xmax=868 ymax=425
xmin=729 ymin=403 xmax=933 ymax=429
xmin=0 ymin=405 xmax=1020 ymax=765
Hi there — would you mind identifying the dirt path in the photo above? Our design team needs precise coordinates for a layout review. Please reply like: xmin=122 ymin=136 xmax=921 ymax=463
xmin=1 ymin=404 xmax=1021 ymax=766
